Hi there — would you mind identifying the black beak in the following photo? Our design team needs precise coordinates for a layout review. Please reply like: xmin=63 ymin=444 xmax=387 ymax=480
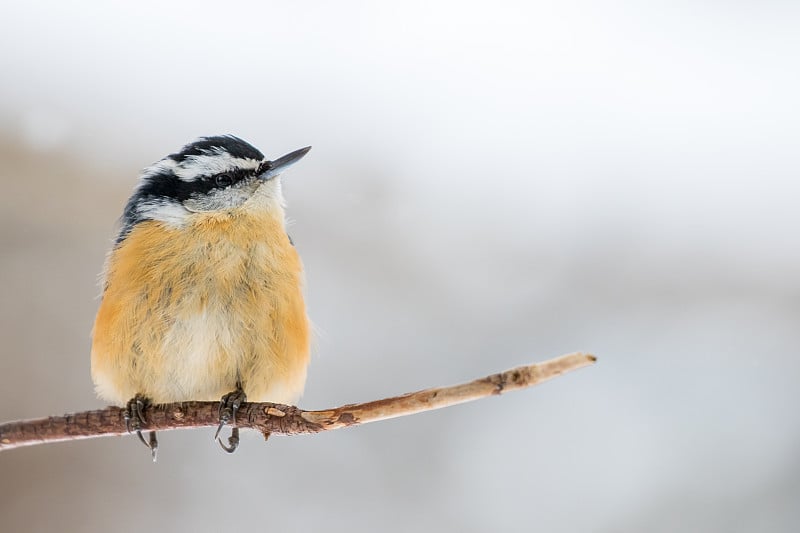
xmin=257 ymin=146 xmax=311 ymax=181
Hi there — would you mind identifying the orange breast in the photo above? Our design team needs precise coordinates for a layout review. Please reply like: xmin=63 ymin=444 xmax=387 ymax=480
xmin=91 ymin=210 xmax=310 ymax=405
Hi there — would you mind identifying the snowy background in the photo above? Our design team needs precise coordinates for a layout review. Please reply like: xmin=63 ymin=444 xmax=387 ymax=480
xmin=1 ymin=2 xmax=798 ymax=531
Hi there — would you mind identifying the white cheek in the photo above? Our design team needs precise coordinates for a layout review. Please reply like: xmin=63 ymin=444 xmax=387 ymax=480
xmin=183 ymin=184 xmax=256 ymax=213
xmin=137 ymin=199 xmax=191 ymax=228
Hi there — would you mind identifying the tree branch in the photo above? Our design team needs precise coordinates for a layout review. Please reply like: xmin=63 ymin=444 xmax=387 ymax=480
xmin=0 ymin=352 xmax=595 ymax=452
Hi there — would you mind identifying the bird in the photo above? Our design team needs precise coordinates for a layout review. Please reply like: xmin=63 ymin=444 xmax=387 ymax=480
xmin=91 ymin=135 xmax=312 ymax=459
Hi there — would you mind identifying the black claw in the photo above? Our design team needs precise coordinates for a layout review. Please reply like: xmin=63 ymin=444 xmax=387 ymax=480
xmin=149 ymin=431 xmax=158 ymax=462
xmin=218 ymin=427 xmax=240 ymax=453
xmin=215 ymin=387 xmax=246 ymax=453
xmin=124 ymin=395 xmax=158 ymax=460
xmin=135 ymin=429 xmax=149 ymax=448
xmin=213 ymin=419 xmax=226 ymax=441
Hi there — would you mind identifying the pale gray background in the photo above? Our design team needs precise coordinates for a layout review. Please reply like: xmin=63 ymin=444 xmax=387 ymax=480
xmin=1 ymin=2 xmax=798 ymax=532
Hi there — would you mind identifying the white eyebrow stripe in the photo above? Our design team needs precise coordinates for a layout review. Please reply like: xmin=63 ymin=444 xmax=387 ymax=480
xmin=173 ymin=153 xmax=262 ymax=182
xmin=141 ymin=158 xmax=178 ymax=180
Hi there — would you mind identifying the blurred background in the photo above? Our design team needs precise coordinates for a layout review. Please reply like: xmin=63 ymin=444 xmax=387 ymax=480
xmin=1 ymin=2 xmax=798 ymax=531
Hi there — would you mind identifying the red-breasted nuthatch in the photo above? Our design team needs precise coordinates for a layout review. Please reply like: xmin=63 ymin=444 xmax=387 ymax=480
xmin=91 ymin=136 xmax=311 ymax=458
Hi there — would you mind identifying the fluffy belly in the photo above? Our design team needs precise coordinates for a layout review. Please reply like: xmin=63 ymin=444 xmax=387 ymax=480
xmin=153 ymin=308 xmax=243 ymax=402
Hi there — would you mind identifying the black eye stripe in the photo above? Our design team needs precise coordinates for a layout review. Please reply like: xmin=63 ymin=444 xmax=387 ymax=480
xmin=215 ymin=174 xmax=233 ymax=187
xmin=207 ymin=169 xmax=250 ymax=187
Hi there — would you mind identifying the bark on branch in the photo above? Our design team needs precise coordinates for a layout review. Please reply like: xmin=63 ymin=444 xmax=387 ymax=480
xmin=0 ymin=352 xmax=596 ymax=452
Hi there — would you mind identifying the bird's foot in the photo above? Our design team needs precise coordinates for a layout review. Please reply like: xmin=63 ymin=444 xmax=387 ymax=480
xmin=215 ymin=387 xmax=247 ymax=453
xmin=123 ymin=394 xmax=158 ymax=461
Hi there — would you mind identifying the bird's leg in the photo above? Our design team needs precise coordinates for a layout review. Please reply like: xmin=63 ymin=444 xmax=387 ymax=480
xmin=123 ymin=394 xmax=158 ymax=461
xmin=215 ymin=384 xmax=247 ymax=453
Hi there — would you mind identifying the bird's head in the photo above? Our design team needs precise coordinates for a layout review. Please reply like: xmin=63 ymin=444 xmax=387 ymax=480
xmin=117 ymin=135 xmax=310 ymax=243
